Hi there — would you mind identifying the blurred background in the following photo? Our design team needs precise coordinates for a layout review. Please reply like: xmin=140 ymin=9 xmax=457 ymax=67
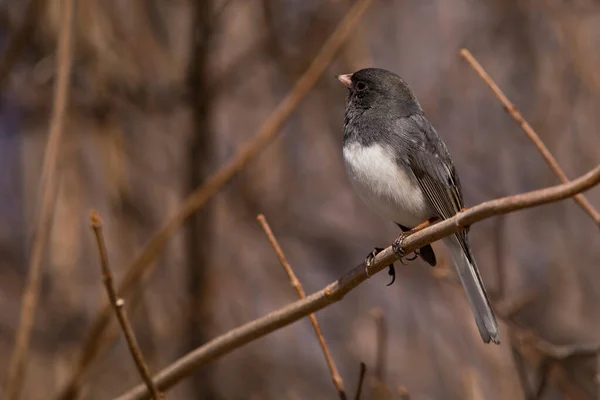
xmin=1 ymin=0 xmax=600 ymax=399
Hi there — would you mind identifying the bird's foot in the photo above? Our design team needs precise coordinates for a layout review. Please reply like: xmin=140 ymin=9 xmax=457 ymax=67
xmin=364 ymin=247 xmax=396 ymax=286
xmin=392 ymin=234 xmax=407 ymax=259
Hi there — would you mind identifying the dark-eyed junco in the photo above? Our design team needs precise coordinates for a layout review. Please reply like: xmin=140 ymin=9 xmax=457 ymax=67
xmin=337 ymin=68 xmax=499 ymax=344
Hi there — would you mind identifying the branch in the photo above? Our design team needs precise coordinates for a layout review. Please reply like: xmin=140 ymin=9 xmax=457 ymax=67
xmin=257 ymin=215 xmax=346 ymax=399
xmin=90 ymin=212 xmax=163 ymax=400
xmin=114 ymin=163 xmax=600 ymax=400
xmin=56 ymin=1 xmax=376 ymax=396
xmin=353 ymin=363 xmax=367 ymax=400
xmin=460 ymin=48 xmax=600 ymax=226
xmin=5 ymin=0 xmax=75 ymax=398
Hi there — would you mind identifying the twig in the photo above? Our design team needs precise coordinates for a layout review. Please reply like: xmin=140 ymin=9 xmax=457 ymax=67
xmin=370 ymin=309 xmax=387 ymax=384
xmin=5 ymin=0 xmax=75 ymax=398
xmin=353 ymin=363 xmax=367 ymax=400
xmin=460 ymin=48 xmax=600 ymax=226
xmin=257 ymin=214 xmax=346 ymax=400
xmin=90 ymin=212 xmax=163 ymax=400
xmin=114 ymin=163 xmax=600 ymax=400
xmin=0 ymin=0 xmax=44 ymax=90
xmin=56 ymin=1 xmax=376 ymax=396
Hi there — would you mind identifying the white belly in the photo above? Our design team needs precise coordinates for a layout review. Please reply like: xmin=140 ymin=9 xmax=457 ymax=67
xmin=343 ymin=142 xmax=431 ymax=227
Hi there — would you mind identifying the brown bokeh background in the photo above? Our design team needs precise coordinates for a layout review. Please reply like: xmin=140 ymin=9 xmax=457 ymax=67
xmin=1 ymin=0 xmax=600 ymax=399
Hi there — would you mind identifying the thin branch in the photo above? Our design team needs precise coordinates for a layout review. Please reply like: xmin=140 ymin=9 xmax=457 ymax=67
xmin=353 ymin=363 xmax=367 ymax=400
xmin=257 ymin=214 xmax=346 ymax=400
xmin=90 ymin=212 xmax=163 ymax=400
xmin=56 ymin=2 xmax=376 ymax=396
xmin=0 ymin=0 xmax=44 ymax=90
xmin=114 ymin=163 xmax=600 ymax=400
xmin=370 ymin=308 xmax=386 ymax=384
xmin=460 ymin=48 xmax=600 ymax=226
xmin=5 ymin=0 xmax=75 ymax=398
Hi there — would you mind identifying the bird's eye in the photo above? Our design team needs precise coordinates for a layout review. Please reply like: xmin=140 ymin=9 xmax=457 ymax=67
xmin=355 ymin=82 xmax=367 ymax=91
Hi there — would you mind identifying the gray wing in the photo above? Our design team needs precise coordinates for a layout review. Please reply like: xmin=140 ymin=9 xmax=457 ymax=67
xmin=393 ymin=114 xmax=473 ymax=259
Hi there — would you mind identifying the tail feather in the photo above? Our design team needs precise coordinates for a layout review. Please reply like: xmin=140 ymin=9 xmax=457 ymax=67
xmin=446 ymin=237 xmax=500 ymax=344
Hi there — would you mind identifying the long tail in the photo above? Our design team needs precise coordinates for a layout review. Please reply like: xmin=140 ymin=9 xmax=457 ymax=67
xmin=446 ymin=236 xmax=500 ymax=344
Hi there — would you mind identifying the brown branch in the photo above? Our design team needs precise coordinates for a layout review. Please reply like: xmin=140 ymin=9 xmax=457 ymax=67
xmin=90 ymin=212 xmax=163 ymax=400
xmin=257 ymin=214 xmax=347 ymax=399
xmin=114 ymin=163 xmax=600 ymax=400
xmin=460 ymin=48 xmax=600 ymax=226
xmin=0 ymin=0 xmax=44 ymax=90
xmin=55 ymin=0 xmax=376 ymax=397
xmin=353 ymin=363 xmax=367 ymax=400
xmin=370 ymin=308 xmax=386 ymax=384
xmin=5 ymin=0 xmax=75 ymax=398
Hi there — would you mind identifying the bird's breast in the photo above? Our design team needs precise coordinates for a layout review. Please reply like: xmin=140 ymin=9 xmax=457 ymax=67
xmin=343 ymin=142 xmax=431 ymax=227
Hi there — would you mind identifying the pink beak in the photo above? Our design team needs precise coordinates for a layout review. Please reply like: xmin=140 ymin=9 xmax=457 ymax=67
xmin=336 ymin=74 xmax=352 ymax=88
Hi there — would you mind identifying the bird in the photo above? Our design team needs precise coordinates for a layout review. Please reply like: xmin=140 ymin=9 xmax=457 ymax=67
xmin=336 ymin=68 xmax=500 ymax=344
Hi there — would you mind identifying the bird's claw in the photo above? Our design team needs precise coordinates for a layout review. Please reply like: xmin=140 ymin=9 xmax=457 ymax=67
xmin=386 ymin=264 xmax=396 ymax=286
xmin=365 ymin=247 xmax=396 ymax=286
xmin=365 ymin=247 xmax=384 ymax=277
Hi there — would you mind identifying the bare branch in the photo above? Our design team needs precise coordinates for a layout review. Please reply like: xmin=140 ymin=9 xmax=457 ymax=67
xmin=257 ymin=214 xmax=346 ymax=399
xmin=114 ymin=163 xmax=600 ymax=400
xmin=460 ymin=48 xmax=600 ymax=226
xmin=5 ymin=0 xmax=75 ymax=398
xmin=370 ymin=308 xmax=386 ymax=384
xmin=353 ymin=363 xmax=367 ymax=400
xmin=55 ymin=2 xmax=377 ymax=396
xmin=90 ymin=212 xmax=163 ymax=400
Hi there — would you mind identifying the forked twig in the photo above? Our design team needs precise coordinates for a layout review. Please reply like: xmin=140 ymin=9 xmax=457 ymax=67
xmin=90 ymin=212 xmax=163 ymax=400
xmin=115 ymin=163 xmax=600 ymax=400
xmin=257 ymin=214 xmax=346 ymax=399
xmin=5 ymin=0 xmax=75 ymax=398
xmin=460 ymin=48 xmax=600 ymax=226
xmin=55 ymin=1 xmax=376 ymax=396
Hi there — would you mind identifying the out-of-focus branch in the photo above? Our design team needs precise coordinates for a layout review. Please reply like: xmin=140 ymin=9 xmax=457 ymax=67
xmin=353 ymin=363 xmax=367 ymax=400
xmin=56 ymin=1 xmax=376 ymax=397
xmin=90 ymin=212 xmax=163 ymax=400
xmin=114 ymin=164 xmax=600 ymax=400
xmin=257 ymin=214 xmax=347 ymax=399
xmin=460 ymin=48 xmax=600 ymax=227
xmin=0 ymin=0 xmax=44 ymax=90
xmin=5 ymin=0 xmax=75 ymax=399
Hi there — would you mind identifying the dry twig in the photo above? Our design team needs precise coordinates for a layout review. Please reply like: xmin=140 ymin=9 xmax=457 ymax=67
xmin=370 ymin=309 xmax=387 ymax=384
xmin=5 ymin=0 xmax=75 ymax=398
xmin=114 ymin=163 xmax=600 ymax=400
xmin=55 ymin=2 xmax=377 ymax=396
xmin=257 ymin=214 xmax=346 ymax=399
xmin=353 ymin=363 xmax=367 ymax=400
xmin=90 ymin=212 xmax=163 ymax=400
xmin=460 ymin=48 xmax=600 ymax=226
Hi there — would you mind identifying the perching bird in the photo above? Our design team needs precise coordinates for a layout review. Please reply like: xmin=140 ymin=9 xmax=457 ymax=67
xmin=337 ymin=68 xmax=500 ymax=344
